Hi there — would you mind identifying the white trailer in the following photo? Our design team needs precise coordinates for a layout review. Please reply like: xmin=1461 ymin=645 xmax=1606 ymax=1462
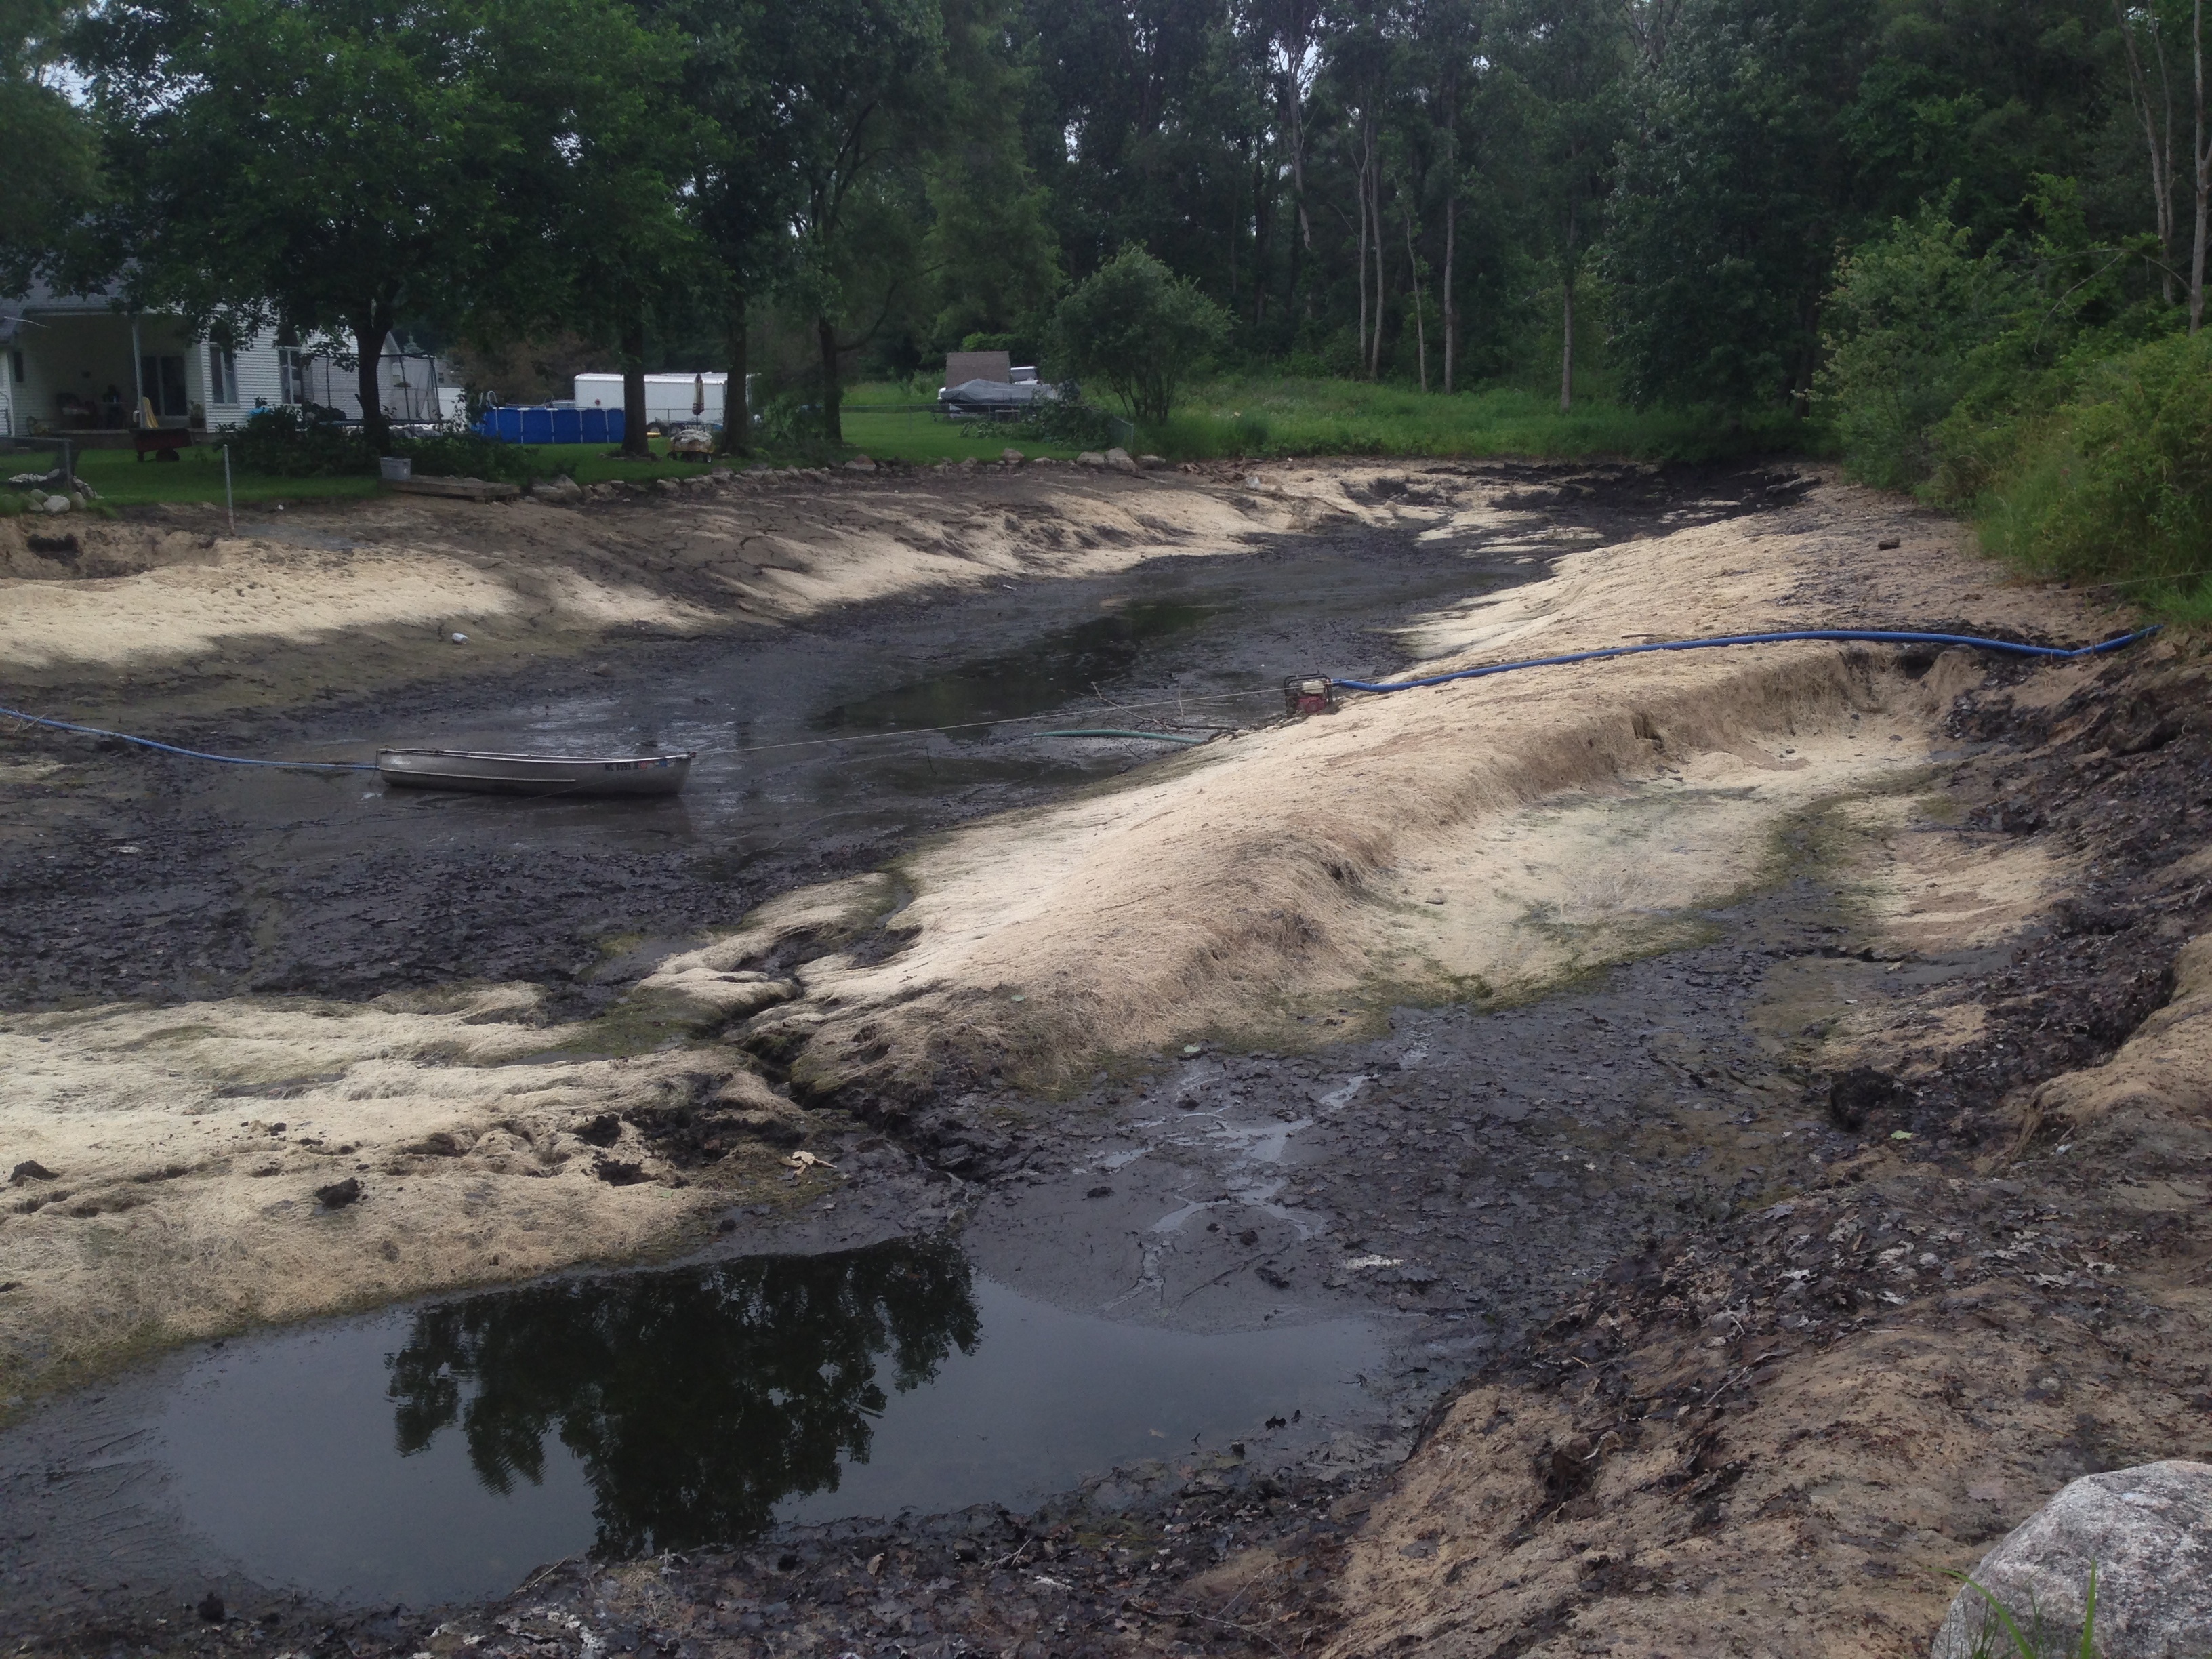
xmin=573 ymin=372 xmax=758 ymax=428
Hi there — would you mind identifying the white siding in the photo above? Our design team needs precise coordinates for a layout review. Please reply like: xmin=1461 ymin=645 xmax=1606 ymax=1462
xmin=201 ymin=325 xmax=288 ymax=430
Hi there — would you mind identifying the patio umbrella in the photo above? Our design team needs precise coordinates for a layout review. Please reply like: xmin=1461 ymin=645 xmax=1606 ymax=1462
xmin=692 ymin=373 xmax=705 ymax=418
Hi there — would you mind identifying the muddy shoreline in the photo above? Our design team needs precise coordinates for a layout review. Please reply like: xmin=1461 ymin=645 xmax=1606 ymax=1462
xmin=4 ymin=462 xmax=2206 ymax=1658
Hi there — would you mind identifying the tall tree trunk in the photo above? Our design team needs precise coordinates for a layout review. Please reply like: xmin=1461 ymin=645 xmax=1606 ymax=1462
xmin=1252 ymin=148 xmax=1271 ymax=327
xmin=619 ymin=310 xmax=650 ymax=459
xmin=1559 ymin=201 xmax=1577 ymax=413
xmin=720 ymin=298 xmax=750 ymax=457
xmin=1559 ymin=273 xmax=1576 ymax=413
xmin=1404 ymin=208 xmax=1427 ymax=393
xmin=1355 ymin=139 xmax=1371 ymax=375
xmin=1443 ymin=192 xmax=1458 ymax=394
xmin=818 ymin=316 xmax=844 ymax=445
xmin=2118 ymin=0 xmax=2179 ymax=301
xmin=354 ymin=313 xmax=391 ymax=454
xmin=2194 ymin=0 xmax=2209 ymax=332
xmin=1370 ymin=139 xmax=1387 ymax=377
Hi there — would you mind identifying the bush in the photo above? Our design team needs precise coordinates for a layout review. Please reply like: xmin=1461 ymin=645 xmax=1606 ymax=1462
xmin=392 ymin=428 xmax=548 ymax=483
xmin=1001 ymin=394 xmax=1120 ymax=450
xmin=1816 ymin=205 xmax=2024 ymax=490
xmin=231 ymin=403 xmax=375 ymax=476
xmin=1973 ymin=330 xmax=2212 ymax=598
xmin=227 ymin=405 xmax=547 ymax=482
xmin=1050 ymin=245 xmax=1231 ymax=425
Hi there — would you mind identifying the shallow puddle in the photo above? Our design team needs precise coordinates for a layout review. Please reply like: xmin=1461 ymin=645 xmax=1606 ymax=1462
xmin=134 ymin=1242 xmax=1376 ymax=1607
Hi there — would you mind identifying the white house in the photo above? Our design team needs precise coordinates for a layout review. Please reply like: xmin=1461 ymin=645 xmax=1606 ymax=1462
xmin=0 ymin=283 xmax=455 ymax=442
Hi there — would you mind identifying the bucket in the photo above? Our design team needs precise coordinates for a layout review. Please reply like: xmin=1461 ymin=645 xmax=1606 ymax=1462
xmin=378 ymin=456 xmax=412 ymax=482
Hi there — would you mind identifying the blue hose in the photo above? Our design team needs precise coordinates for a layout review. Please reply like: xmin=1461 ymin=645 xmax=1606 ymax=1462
xmin=0 ymin=704 xmax=379 ymax=771
xmin=1328 ymin=626 xmax=2161 ymax=694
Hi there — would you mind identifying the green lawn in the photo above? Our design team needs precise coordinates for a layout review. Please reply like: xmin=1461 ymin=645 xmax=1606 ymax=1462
xmin=45 ymin=377 xmax=1814 ymax=512
xmin=72 ymin=445 xmax=383 ymax=507
xmin=1160 ymin=378 xmax=1819 ymax=464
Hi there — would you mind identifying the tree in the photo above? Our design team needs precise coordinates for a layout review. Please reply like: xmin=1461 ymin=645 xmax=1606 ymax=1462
xmin=756 ymin=0 xmax=945 ymax=445
xmin=79 ymin=0 xmax=684 ymax=450
xmin=520 ymin=6 xmax=702 ymax=457
xmin=924 ymin=0 xmax=1063 ymax=352
xmin=1509 ymin=0 xmax=1628 ymax=409
xmin=649 ymin=0 xmax=790 ymax=456
xmin=1 ymin=0 xmax=101 ymax=293
xmin=1050 ymin=243 xmax=1230 ymax=424
xmin=1601 ymin=0 xmax=1877 ymax=408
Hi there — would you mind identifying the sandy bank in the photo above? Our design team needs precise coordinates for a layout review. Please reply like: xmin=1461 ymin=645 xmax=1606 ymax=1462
xmin=0 ymin=463 xmax=1471 ymax=708
xmin=663 ymin=479 xmax=2104 ymax=1101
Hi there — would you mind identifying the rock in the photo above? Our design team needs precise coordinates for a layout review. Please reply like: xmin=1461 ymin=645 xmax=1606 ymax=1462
xmin=533 ymin=474 xmax=584 ymax=504
xmin=1931 ymin=1462 xmax=2212 ymax=1658
xmin=844 ymin=454 xmax=876 ymax=472
xmin=42 ymin=495 xmax=70 ymax=514
xmin=313 ymin=1176 xmax=361 ymax=1210
xmin=1105 ymin=447 xmax=1138 ymax=474
xmin=1137 ymin=453 xmax=1166 ymax=470
xmin=1001 ymin=447 xmax=1025 ymax=464
xmin=1076 ymin=451 xmax=1106 ymax=468
xmin=9 ymin=1160 xmax=56 ymax=1185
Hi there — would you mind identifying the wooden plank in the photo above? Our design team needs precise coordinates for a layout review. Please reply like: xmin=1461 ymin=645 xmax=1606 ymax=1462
xmin=386 ymin=476 xmax=521 ymax=502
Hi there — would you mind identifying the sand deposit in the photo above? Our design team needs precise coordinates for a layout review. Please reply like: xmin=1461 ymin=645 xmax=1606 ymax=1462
xmin=659 ymin=485 xmax=2107 ymax=1099
xmin=0 ymin=464 xmax=1489 ymax=709
xmin=0 ymin=989 xmax=813 ymax=1405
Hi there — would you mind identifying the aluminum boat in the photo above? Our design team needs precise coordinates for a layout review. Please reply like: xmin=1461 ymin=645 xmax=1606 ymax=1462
xmin=375 ymin=748 xmax=694 ymax=798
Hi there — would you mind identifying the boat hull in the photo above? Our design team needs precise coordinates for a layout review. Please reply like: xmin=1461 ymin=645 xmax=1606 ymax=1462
xmin=376 ymin=749 xmax=693 ymax=798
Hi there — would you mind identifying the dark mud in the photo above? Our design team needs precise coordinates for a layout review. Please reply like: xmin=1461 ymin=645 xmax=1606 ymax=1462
xmin=0 ymin=847 xmax=1975 ymax=1638
xmin=11 ymin=646 xmax=2199 ymax=1659
xmin=0 ymin=462 xmax=1806 ymax=1017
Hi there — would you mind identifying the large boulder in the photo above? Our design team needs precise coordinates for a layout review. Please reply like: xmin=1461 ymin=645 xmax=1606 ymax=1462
xmin=1104 ymin=446 xmax=1138 ymax=475
xmin=1931 ymin=1461 xmax=2212 ymax=1658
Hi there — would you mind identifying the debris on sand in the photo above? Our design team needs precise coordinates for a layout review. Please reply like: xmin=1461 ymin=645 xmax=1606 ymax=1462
xmin=313 ymin=1177 xmax=361 ymax=1210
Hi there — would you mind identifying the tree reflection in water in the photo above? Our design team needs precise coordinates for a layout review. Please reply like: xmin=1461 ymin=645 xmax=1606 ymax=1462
xmin=383 ymin=1239 xmax=980 ymax=1557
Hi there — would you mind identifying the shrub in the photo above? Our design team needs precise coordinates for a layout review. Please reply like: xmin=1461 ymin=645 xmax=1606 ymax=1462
xmin=1002 ymin=394 xmax=1120 ymax=450
xmin=1973 ymin=330 xmax=2212 ymax=597
xmin=1050 ymin=245 xmax=1231 ymax=425
xmin=1816 ymin=205 xmax=2024 ymax=490
xmin=231 ymin=403 xmax=375 ymax=476
xmin=392 ymin=428 xmax=548 ymax=483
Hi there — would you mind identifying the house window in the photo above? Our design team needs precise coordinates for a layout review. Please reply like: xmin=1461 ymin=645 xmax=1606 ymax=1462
xmin=278 ymin=346 xmax=307 ymax=406
xmin=207 ymin=344 xmax=239 ymax=405
xmin=8 ymin=350 xmax=21 ymax=385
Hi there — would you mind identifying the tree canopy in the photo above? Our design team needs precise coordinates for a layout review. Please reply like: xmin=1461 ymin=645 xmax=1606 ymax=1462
xmin=16 ymin=0 xmax=2192 ymax=434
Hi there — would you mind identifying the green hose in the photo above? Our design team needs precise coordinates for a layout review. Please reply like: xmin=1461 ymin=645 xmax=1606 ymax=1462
xmin=1032 ymin=728 xmax=1210 ymax=746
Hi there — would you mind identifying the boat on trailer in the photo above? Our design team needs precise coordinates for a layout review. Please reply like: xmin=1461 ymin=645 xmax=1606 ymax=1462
xmin=376 ymin=748 xmax=694 ymax=798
